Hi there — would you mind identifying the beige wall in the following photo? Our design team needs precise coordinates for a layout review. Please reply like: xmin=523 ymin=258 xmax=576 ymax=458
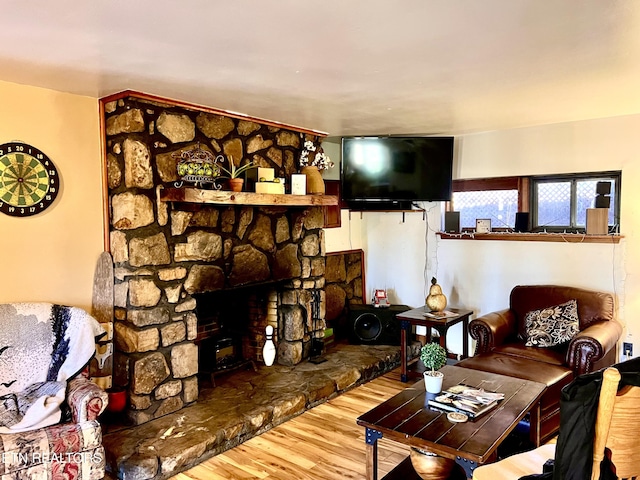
xmin=327 ymin=115 xmax=640 ymax=357
xmin=444 ymin=114 xmax=640 ymax=352
xmin=0 ymin=81 xmax=104 ymax=311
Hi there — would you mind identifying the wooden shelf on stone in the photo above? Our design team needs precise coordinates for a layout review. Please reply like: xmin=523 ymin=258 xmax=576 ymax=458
xmin=160 ymin=187 xmax=338 ymax=207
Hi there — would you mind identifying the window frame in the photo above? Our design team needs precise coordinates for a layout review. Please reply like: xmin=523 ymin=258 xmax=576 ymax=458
xmin=449 ymin=176 xmax=529 ymax=231
xmin=449 ymin=171 xmax=621 ymax=234
xmin=530 ymin=171 xmax=621 ymax=233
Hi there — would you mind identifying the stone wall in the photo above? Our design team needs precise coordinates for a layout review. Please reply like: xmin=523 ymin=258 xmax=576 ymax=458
xmin=325 ymin=250 xmax=365 ymax=337
xmin=103 ymin=93 xmax=328 ymax=425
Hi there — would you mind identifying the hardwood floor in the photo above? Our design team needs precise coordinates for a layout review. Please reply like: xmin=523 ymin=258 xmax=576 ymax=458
xmin=172 ymin=368 xmax=413 ymax=480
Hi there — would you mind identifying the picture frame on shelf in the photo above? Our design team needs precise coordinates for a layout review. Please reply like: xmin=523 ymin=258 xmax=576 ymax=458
xmin=476 ymin=218 xmax=492 ymax=233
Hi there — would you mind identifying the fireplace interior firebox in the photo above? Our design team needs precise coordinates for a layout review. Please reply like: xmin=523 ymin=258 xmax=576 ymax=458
xmin=195 ymin=286 xmax=274 ymax=384
xmin=199 ymin=335 xmax=241 ymax=371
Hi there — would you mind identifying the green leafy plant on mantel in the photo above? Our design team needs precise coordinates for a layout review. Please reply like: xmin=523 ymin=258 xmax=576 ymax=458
xmin=218 ymin=160 xmax=258 ymax=179
xmin=420 ymin=342 xmax=447 ymax=376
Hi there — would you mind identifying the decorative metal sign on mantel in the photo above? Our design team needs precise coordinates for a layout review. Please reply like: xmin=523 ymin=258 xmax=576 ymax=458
xmin=173 ymin=144 xmax=224 ymax=189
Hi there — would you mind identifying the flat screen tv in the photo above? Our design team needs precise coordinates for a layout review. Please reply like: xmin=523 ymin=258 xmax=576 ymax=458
xmin=341 ymin=136 xmax=454 ymax=209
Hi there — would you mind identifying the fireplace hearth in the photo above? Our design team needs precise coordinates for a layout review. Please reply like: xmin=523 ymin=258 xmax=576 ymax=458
xmin=102 ymin=342 xmax=413 ymax=480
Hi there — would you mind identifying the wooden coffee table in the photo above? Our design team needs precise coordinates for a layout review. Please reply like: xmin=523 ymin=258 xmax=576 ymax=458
xmin=357 ymin=365 xmax=546 ymax=479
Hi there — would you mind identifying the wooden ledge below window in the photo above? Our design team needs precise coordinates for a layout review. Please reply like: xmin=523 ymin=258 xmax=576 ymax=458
xmin=437 ymin=232 xmax=623 ymax=244
xmin=160 ymin=187 xmax=338 ymax=207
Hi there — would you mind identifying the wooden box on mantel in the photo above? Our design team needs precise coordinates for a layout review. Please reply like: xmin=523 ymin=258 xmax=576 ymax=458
xmin=255 ymin=182 xmax=285 ymax=194
xmin=586 ymin=208 xmax=608 ymax=234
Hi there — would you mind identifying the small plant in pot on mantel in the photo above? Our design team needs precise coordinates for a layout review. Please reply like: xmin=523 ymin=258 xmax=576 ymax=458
xmin=420 ymin=342 xmax=447 ymax=394
xmin=219 ymin=159 xmax=258 ymax=192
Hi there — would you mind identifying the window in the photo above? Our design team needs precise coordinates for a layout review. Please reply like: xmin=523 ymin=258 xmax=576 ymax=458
xmin=450 ymin=177 xmax=528 ymax=230
xmin=532 ymin=171 xmax=620 ymax=232
xmin=450 ymin=171 xmax=621 ymax=234
xmin=453 ymin=189 xmax=518 ymax=229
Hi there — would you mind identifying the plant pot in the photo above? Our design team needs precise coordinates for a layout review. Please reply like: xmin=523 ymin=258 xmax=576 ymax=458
xmin=301 ymin=166 xmax=325 ymax=195
xmin=106 ymin=387 xmax=127 ymax=413
xmin=423 ymin=371 xmax=444 ymax=394
xmin=410 ymin=448 xmax=455 ymax=480
xmin=227 ymin=178 xmax=244 ymax=192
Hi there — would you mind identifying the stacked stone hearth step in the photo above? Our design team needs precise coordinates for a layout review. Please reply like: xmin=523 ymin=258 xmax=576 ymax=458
xmin=101 ymin=343 xmax=421 ymax=480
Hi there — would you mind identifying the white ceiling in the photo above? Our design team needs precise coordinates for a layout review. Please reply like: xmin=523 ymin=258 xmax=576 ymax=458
xmin=2 ymin=0 xmax=640 ymax=137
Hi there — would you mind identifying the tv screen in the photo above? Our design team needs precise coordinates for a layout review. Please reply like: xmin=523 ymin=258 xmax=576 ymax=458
xmin=341 ymin=136 xmax=454 ymax=208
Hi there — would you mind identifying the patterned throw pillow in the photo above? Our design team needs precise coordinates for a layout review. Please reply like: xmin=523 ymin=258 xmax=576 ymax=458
xmin=524 ymin=299 xmax=580 ymax=347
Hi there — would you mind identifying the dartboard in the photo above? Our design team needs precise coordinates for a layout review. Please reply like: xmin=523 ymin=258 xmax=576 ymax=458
xmin=0 ymin=142 xmax=59 ymax=217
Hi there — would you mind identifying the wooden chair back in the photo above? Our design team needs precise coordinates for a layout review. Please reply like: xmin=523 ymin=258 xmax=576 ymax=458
xmin=591 ymin=367 xmax=640 ymax=480
xmin=472 ymin=366 xmax=640 ymax=480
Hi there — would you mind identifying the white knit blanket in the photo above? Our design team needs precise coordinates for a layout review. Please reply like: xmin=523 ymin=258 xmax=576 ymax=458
xmin=0 ymin=303 xmax=105 ymax=433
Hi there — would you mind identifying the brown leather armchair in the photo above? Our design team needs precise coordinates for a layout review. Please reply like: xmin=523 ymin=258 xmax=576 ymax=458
xmin=457 ymin=285 xmax=622 ymax=445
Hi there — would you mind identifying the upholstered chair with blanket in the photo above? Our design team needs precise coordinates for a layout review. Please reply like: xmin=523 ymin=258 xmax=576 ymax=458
xmin=457 ymin=285 xmax=622 ymax=445
xmin=0 ymin=303 xmax=108 ymax=479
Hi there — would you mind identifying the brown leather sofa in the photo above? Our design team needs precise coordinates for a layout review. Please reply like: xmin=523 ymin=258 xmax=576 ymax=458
xmin=457 ymin=285 xmax=622 ymax=445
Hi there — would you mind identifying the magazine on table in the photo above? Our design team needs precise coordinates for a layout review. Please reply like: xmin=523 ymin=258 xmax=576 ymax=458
xmin=423 ymin=310 xmax=458 ymax=319
xmin=428 ymin=384 xmax=505 ymax=419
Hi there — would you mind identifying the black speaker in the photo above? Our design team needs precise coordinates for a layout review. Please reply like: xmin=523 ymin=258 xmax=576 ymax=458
xmin=444 ymin=211 xmax=460 ymax=233
xmin=347 ymin=304 xmax=411 ymax=345
xmin=595 ymin=195 xmax=611 ymax=208
xmin=596 ymin=181 xmax=612 ymax=195
xmin=515 ymin=212 xmax=530 ymax=232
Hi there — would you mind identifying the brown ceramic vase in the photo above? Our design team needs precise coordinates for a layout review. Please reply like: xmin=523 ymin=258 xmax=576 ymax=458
xmin=301 ymin=166 xmax=325 ymax=195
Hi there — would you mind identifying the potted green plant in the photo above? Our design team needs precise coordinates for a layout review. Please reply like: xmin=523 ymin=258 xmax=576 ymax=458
xmin=218 ymin=160 xmax=258 ymax=192
xmin=420 ymin=342 xmax=447 ymax=393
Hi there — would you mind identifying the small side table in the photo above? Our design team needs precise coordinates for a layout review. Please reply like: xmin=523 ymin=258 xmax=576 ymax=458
xmin=397 ymin=306 xmax=473 ymax=382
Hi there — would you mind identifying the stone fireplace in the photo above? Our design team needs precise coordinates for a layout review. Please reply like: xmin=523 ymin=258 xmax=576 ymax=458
xmin=102 ymin=92 xmax=331 ymax=425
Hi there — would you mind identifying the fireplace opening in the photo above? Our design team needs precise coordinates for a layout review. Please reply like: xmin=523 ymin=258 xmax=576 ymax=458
xmin=194 ymin=284 xmax=279 ymax=383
